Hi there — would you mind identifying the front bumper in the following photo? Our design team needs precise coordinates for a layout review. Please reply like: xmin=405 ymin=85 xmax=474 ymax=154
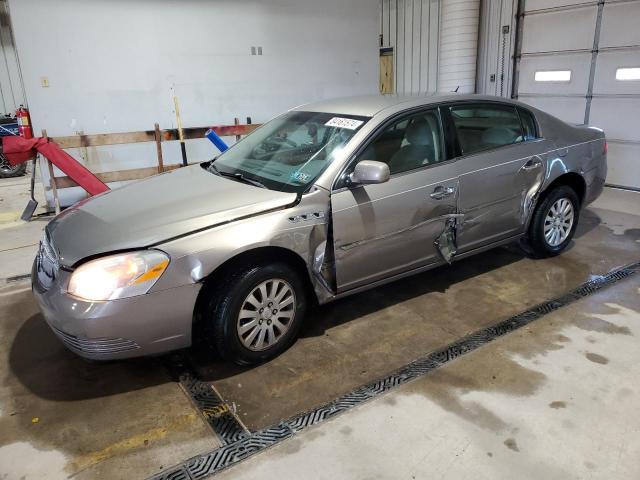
xmin=32 ymin=259 xmax=201 ymax=360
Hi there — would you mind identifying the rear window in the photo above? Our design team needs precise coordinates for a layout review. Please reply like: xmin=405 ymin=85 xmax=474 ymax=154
xmin=518 ymin=108 xmax=539 ymax=141
xmin=449 ymin=104 xmax=524 ymax=156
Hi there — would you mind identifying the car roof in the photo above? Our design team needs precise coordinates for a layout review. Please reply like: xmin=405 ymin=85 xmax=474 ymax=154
xmin=292 ymin=93 xmax=524 ymax=117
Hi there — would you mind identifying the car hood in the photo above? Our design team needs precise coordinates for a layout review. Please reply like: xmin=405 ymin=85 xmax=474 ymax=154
xmin=46 ymin=164 xmax=298 ymax=267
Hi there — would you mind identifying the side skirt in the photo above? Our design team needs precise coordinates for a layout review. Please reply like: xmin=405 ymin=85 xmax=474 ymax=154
xmin=322 ymin=233 xmax=523 ymax=304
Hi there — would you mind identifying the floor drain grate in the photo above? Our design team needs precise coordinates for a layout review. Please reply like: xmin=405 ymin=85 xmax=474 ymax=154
xmin=165 ymin=355 xmax=249 ymax=446
xmin=152 ymin=260 xmax=640 ymax=480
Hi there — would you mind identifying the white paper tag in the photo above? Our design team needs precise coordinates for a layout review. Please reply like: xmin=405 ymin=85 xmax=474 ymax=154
xmin=324 ymin=117 xmax=364 ymax=130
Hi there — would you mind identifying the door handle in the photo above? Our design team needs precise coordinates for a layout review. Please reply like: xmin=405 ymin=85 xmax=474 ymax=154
xmin=520 ymin=158 xmax=543 ymax=171
xmin=430 ymin=185 xmax=456 ymax=200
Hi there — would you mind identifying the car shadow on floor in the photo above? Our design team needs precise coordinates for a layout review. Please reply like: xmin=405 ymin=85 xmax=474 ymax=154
xmin=574 ymin=208 xmax=601 ymax=239
xmin=8 ymin=312 xmax=169 ymax=402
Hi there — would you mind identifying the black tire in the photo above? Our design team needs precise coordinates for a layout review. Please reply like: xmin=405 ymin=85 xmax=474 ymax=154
xmin=0 ymin=155 xmax=27 ymax=178
xmin=201 ymin=262 xmax=307 ymax=365
xmin=527 ymin=185 xmax=580 ymax=257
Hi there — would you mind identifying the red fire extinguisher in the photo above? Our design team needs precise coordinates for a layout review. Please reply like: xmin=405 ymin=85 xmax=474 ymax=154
xmin=16 ymin=105 xmax=33 ymax=139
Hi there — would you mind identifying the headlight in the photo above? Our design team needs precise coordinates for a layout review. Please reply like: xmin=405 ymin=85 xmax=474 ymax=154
xmin=67 ymin=250 xmax=170 ymax=301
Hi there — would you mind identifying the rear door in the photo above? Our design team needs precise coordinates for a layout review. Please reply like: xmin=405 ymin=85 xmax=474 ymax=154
xmin=446 ymin=102 xmax=546 ymax=252
xmin=331 ymin=107 xmax=459 ymax=292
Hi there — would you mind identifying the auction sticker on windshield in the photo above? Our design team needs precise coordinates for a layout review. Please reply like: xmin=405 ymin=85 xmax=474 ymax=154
xmin=324 ymin=117 xmax=364 ymax=130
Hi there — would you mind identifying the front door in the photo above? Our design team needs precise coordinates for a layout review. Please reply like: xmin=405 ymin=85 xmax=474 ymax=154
xmin=330 ymin=108 xmax=459 ymax=292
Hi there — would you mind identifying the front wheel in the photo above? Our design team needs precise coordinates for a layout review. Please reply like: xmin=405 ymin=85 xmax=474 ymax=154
xmin=202 ymin=262 xmax=307 ymax=365
xmin=526 ymin=185 xmax=580 ymax=257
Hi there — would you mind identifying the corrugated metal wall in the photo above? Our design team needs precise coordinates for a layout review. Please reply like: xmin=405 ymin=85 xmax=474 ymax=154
xmin=476 ymin=0 xmax=517 ymax=97
xmin=438 ymin=0 xmax=481 ymax=93
xmin=380 ymin=0 xmax=480 ymax=94
xmin=0 ymin=0 xmax=25 ymax=114
xmin=380 ymin=0 xmax=440 ymax=94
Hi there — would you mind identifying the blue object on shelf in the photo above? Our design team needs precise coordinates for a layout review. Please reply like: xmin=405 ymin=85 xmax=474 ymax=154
xmin=205 ymin=129 xmax=229 ymax=152
xmin=0 ymin=120 xmax=19 ymax=136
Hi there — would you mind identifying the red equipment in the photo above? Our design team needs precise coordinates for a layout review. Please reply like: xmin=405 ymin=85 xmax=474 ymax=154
xmin=2 ymin=135 xmax=109 ymax=196
xmin=16 ymin=105 xmax=33 ymax=139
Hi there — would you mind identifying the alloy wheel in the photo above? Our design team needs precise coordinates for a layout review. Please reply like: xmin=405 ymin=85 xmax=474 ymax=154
xmin=236 ymin=278 xmax=296 ymax=351
xmin=544 ymin=197 xmax=574 ymax=247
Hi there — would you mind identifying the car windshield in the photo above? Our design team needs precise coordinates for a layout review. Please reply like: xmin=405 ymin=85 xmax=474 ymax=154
xmin=205 ymin=111 xmax=369 ymax=193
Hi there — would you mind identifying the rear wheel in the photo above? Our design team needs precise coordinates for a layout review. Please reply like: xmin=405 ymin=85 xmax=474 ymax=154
xmin=201 ymin=262 xmax=307 ymax=365
xmin=0 ymin=154 xmax=26 ymax=178
xmin=526 ymin=185 xmax=580 ymax=257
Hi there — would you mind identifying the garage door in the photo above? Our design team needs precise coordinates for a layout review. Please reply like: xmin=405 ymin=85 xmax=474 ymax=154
xmin=515 ymin=0 xmax=640 ymax=190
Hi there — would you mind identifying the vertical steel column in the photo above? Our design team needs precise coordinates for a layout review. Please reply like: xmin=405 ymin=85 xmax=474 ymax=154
xmin=584 ymin=0 xmax=605 ymax=125
xmin=511 ymin=0 xmax=525 ymax=99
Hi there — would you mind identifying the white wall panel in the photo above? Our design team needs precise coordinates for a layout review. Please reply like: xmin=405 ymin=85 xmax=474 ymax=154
xmin=590 ymin=98 xmax=640 ymax=142
xmin=599 ymin=1 xmax=640 ymax=48
xmin=521 ymin=7 xmax=597 ymax=53
xmin=524 ymin=0 xmax=594 ymax=11
xmin=518 ymin=53 xmax=592 ymax=95
xmin=593 ymin=51 xmax=640 ymax=95
xmin=606 ymin=142 xmax=640 ymax=188
xmin=438 ymin=0 xmax=481 ymax=93
xmin=519 ymin=96 xmax=587 ymax=124
xmin=9 ymin=0 xmax=379 ymax=206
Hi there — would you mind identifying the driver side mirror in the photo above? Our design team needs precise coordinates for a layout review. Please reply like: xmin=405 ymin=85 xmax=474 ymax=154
xmin=348 ymin=160 xmax=390 ymax=186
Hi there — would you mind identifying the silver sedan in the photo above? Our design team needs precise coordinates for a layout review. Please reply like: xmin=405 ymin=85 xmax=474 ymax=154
xmin=32 ymin=94 xmax=607 ymax=364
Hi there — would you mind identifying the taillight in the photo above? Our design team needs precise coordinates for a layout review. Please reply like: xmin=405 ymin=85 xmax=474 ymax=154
xmin=603 ymin=141 xmax=608 ymax=155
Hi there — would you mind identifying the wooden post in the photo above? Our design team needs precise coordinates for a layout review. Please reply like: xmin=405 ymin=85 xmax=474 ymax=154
xmin=42 ymin=129 xmax=61 ymax=215
xmin=154 ymin=123 xmax=164 ymax=173
xmin=234 ymin=117 xmax=241 ymax=142
xmin=173 ymin=96 xmax=188 ymax=167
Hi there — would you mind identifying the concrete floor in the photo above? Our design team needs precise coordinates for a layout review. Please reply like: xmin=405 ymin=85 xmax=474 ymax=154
xmin=0 ymin=282 xmax=220 ymax=479
xmin=0 ymin=181 xmax=638 ymax=479
xmin=196 ymin=206 xmax=639 ymax=431
xmin=217 ymin=272 xmax=640 ymax=480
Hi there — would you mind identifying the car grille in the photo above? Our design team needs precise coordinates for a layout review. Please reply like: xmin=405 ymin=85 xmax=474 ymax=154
xmin=52 ymin=326 xmax=140 ymax=355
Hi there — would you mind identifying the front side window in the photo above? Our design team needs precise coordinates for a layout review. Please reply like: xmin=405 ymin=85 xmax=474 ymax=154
xmin=356 ymin=109 xmax=444 ymax=176
xmin=449 ymin=104 xmax=524 ymax=156
xmin=208 ymin=111 xmax=369 ymax=193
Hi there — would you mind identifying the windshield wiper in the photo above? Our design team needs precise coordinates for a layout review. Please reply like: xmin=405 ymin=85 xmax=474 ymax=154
xmin=208 ymin=163 xmax=267 ymax=189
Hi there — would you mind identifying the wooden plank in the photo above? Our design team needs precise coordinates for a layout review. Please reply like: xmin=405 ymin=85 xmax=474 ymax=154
xmin=42 ymin=129 xmax=61 ymax=214
xmin=161 ymin=124 xmax=260 ymax=141
xmin=380 ymin=51 xmax=394 ymax=94
xmin=54 ymin=164 xmax=182 ymax=189
xmin=53 ymin=130 xmax=157 ymax=149
xmin=51 ymin=123 xmax=261 ymax=149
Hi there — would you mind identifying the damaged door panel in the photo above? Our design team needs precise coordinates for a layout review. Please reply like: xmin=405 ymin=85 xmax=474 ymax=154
xmin=331 ymin=167 xmax=460 ymax=292
xmin=434 ymin=214 xmax=465 ymax=263
xmin=456 ymin=145 xmax=549 ymax=253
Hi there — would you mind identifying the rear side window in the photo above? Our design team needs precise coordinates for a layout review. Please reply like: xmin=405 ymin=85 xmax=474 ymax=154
xmin=518 ymin=108 xmax=539 ymax=141
xmin=449 ymin=104 xmax=524 ymax=156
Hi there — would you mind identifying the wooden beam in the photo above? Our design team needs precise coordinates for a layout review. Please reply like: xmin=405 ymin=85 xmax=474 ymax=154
xmin=161 ymin=124 xmax=260 ymax=142
xmin=53 ymin=130 xmax=157 ymax=149
xmin=51 ymin=123 xmax=261 ymax=149
xmin=42 ymin=129 xmax=61 ymax=214
xmin=54 ymin=164 xmax=182 ymax=189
